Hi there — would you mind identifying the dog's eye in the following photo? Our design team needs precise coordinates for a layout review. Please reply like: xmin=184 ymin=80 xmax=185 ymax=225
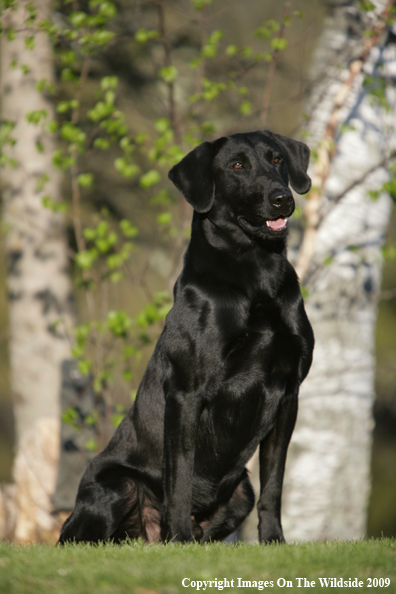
xmin=233 ymin=162 xmax=243 ymax=169
xmin=273 ymin=157 xmax=281 ymax=164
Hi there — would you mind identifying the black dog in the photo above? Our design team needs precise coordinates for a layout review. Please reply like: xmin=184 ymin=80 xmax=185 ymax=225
xmin=59 ymin=130 xmax=314 ymax=545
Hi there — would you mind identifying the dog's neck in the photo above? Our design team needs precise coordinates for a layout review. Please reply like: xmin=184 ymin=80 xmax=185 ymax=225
xmin=183 ymin=212 xmax=289 ymax=298
xmin=191 ymin=211 xmax=288 ymax=258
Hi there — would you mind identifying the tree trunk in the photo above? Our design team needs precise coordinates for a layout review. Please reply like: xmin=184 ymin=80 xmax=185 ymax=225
xmin=0 ymin=0 xmax=74 ymax=542
xmin=281 ymin=0 xmax=396 ymax=541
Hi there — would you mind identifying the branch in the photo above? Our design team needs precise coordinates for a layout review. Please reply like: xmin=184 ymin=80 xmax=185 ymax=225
xmin=324 ymin=150 xmax=396 ymax=212
xmin=156 ymin=0 xmax=182 ymax=145
xmin=260 ymin=2 xmax=291 ymax=127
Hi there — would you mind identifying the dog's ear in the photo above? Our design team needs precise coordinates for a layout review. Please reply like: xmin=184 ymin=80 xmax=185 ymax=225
xmin=263 ymin=131 xmax=312 ymax=195
xmin=168 ymin=142 xmax=216 ymax=213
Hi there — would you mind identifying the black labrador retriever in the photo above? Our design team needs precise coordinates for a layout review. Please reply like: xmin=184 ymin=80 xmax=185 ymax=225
xmin=59 ymin=129 xmax=314 ymax=545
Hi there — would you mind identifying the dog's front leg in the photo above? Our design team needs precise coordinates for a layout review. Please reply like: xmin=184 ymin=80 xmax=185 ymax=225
xmin=257 ymin=392 xmax=298 ymax=544
xmin=162 ymin=391 xmax=202 ymax=543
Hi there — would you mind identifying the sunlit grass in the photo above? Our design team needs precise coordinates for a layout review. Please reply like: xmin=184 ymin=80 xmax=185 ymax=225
xmin=0 ymin=538 xmax=395 ymax=594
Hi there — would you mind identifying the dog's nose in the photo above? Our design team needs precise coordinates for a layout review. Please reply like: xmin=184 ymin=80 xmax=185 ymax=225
xmin=269 ymin=193 xmax=294 ymax=209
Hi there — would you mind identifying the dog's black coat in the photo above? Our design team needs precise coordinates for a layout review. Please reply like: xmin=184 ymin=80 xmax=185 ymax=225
xmin=59 ymin=130 xmax=314 ymax=545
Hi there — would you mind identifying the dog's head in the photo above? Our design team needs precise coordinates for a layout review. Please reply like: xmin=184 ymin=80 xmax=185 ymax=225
xmin=168 ymin=130 xmax=311 ymax=241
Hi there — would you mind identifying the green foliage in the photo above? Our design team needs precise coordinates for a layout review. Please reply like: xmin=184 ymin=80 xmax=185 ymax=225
xmin=135 ymin=27 xmax=160 ymax=44
xmin=368 ymin=162 xmax=396 ymax=204
xmin=26 ymin=109 xmax=48 ymax=124
xmin=363 ymin=73 xmax=391 ymax=111
xmin=359 ymin=0 xmax=375 ymax=11
xmin=0 ymin=120 xmax=17 ymax=168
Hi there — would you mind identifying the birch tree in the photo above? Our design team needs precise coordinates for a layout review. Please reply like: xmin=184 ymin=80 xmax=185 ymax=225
xmin=281 ymin=0 xmax=396 ymax=541
xmin=0 ymin=0 xmax=74 ymax=542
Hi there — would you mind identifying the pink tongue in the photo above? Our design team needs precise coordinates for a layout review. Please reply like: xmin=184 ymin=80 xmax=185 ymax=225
xmin=268 ymin=218 xmax=286 ymax=230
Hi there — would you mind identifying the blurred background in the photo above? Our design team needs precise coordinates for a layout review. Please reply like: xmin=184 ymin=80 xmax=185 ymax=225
xmin=0 ymin=0 xmax=395 ymax=541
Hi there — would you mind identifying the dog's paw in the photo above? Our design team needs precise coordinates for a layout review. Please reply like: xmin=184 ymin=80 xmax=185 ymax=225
xmin=260 ymin=532 xmax=286 ymax=544
xmin=258 ymin=519 xmax=285 ymax=544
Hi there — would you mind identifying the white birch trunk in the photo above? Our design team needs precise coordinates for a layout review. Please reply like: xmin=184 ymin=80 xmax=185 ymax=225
xmin=282 ymin=0 xmax=396 ymax=541
xmin=0 ymin=0 xmax=74 ymax=542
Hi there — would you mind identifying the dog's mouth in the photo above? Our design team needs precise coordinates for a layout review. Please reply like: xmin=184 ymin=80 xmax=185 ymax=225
xmin=238 ymin=216 xmax=288 ymax=235
xmin=266 ymin=218 xmax=288 ymax=231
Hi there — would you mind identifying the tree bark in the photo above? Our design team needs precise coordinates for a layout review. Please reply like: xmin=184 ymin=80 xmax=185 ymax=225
xmin=0 ymin=0 xmax=74 ymax=542
xmin=281 ymin=0 xmax=396 ymax=541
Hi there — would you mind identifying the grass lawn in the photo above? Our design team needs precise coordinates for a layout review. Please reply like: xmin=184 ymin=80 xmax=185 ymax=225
xmin=0 ymin=538 xmax=395 ymax=594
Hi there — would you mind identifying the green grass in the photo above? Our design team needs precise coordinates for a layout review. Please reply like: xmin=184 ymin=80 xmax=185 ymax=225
xmin=0 ymin=539 xmax=395 ymax=594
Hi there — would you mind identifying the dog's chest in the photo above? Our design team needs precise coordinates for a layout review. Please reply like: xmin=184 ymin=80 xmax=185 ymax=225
xmin=222 ymin=293 xmax=299 ymax=358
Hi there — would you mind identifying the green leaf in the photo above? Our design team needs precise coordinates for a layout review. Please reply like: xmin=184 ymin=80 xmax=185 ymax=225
xmin=254 ymin=26 xmax=271 ymax=40
xmin=87 ymin=101 xmax=114 ymax=122
xmin=241 ymin=46 xmax=253 ymax=59
xmin=240 ymin=100 xmax=252 ymax=116
xmin=57 ymin=100 xmax=79 ymax=114
xmin=110 ymin=271 xmax=123 ymax=283
xmin=96 ymin=221 xmax=109 ymax=237
xmin=35 ymin=78 xmax=55 ymax=94
xmin=359 ymin=0 xmax=375 ymax=10
xmin=368 ymin=189 xmax=380 ymax=201
xmin=42 ymin=196 xmax=68 ymax=213
xmin=156 ymin=212 xmax=172 ymax=226
xmin=135 ymin=28 xmax=160 ymax=43
xmin=83 ymin=227 xmax=97 ymax=241
xmin=61 ymin=68 xmax=77 ymax=81
xmin=75 ymin=249 xmax=98 ymax=270
xmin=61 ymin=406 xmax=79 ymax=426
xmin=77 ymin=173 xmax=94 ymax=188
xmin=85 ymin=438 xmax=98 ymax=452
xmin=96 ymin=231 xmax=117 ymax=253
xmin=383 ymin=179 xmax=396 ymax=202
xmin=135 ymin=133 xmax=149 ymax=145
xmin=26 ymin=110 xmax=47 ymax=124
xmin=7 ymin=27 xmax=16 ymax=41
xmin=111 ymin=414 xmax=124 ymax=428
xmin=119 ymin=219 xmax=138 ymax=238
xmin=114 ymin=157 xmax=140 ymax=178
xmin=69 ymin=11 xmax=87 ymax=28
xmin=77 ymin=359 xmax=92 ymax=376
xmin=93 ymin=138 xmax=110 ymax=150
xmin=158 ymin=66 xmax=178 ymax=83
xmin=154 ymin=118 xmax=171 ymax=134
xmin=271 ymin=38 xmax=288 ymax=51
xmin=82 ymin=30 xmax=115 ymax=46
xmin=60 ymin=122 xmax=86 ymax=145
xmin=122 ymin=369 xmax=133 ymax=381
xmin=226 ymin=44 xmax=238 ymax=56
xmin=139 ymin=169 xmax=161 ymax=189
xmin=98 ymin=1 xmax=117 ymax=19
xmin=101 ymin=76 xmax=118 ymax=90
xmin=191 ymin=0 xmax=212 ymax=10
xmin=107 ymin=310 xmax=132 ymax=337
xmin=24 ymin=37 xmax=35 ymax=50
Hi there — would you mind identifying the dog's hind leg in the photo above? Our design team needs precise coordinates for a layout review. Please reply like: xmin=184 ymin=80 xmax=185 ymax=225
xmin=58 ymin=464 xmax=144 ymax=544
xmin=197 ymin=471 xmax=255 ymax=543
